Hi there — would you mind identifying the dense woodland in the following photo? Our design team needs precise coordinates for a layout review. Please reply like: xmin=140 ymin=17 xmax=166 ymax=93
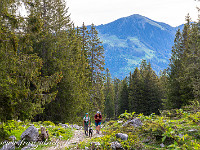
xmin=0 ymin=0 xmax=200 ymax=124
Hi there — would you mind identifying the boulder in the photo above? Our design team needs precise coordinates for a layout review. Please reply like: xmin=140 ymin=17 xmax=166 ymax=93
xmin=20 ymin=126 xmax=39 ymax=142
xmin=9 ymin=136 xmax=16 ymax=142
xmin=0 ymin=142 xmax=15 ymax=150
xmin=122 ymin=118 xmax=142 ymax=127
xmin=21 ymin=143 xmax=37 ymax=150
xmin=111 ymin=141 xmax=124 ymax=150
xmin=115 ymin=133 xmax=128 ymax=140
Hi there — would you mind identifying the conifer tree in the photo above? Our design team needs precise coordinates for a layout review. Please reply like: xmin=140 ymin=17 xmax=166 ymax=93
xmin=129 ymin=67 xmax=143 ymax=113
xmin=104 ymin=68 xmax=114 ymax=119
xmin=119 ymin=78 xmax=129 ymax=114
xmin=167 ymin=16 xmax=195 ymax=108
xmin=88 ymin=24 xmax=105 ymax=113
xmin=113 ymin=78 xmax=121 ymax=118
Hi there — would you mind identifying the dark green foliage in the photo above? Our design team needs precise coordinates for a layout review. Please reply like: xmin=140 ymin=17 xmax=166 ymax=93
xmin=166 ymin=15 xmax=200 ymax=108
xmin=0 ymin=0 xmax=105 ymax=123
xmin=104 ymin=68 xmax=114 ymax=119
xmin=129 ymin=61 xmax=162 ymax=115
xmin=119 ymin=78 xmax=129 ymax=114
xmin=113 ymin=78 xmax=121 ymax=118
xmin=129 ymin=67 xmax=143 ymax=114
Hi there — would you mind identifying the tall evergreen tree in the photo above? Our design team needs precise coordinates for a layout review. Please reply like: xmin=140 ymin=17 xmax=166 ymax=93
xmin=129 ymin=67 xmax=143 ymax=113
xmin=113 ymin=78 xmax=121 ymax=118
xmin=88 ymin=24 xmax=105 ymax=113
xmin=104 ymin=68 xmax=114 ymax=119
xmin=119 ymin=78 xmax=129 ymax=114
xmin=167 ymin=16 xmax=195 ymax=108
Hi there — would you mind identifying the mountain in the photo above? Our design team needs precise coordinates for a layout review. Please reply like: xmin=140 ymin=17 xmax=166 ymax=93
xmin=95 ymin=14 xmax=183 ymax=79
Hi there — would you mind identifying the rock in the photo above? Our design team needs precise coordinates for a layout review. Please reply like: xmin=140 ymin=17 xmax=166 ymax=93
xmin=17 ymin=120 xmax=22 ymax=123
xmin=122 ymin=118 xmax=143 ymax=127
xmin=117 ymin=121 xmax=123 ymax=124
xmin=20 ymin=126 xmax=39 ymax=142
xmin=0 ymin=142 xmax=15 ymax=150
xmin=9 ymin=136 xmax=16 ymax=141
xmin=160 ymin=143 xmax=165 ymax=148
xmin=115 ymin=133 xmax=128 ymax=140
xmin=188 ymin=129 xmax=198 ymax=132
xmin=178 ymin=133 xmax=183 ymax=138
xmin=61 ymin=124 xmax=69 ymax=128
xmin=111 ymin=141 xmax=124 ymax=150
xmin=21 ymin=143 xmax=37 ymax=150
xmin=72 ymin=124 xmax=80 ymax=130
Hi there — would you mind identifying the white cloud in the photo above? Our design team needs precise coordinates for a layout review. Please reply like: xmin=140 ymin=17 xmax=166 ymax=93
xmin=67 ymin=0 xmax=199 ymax=27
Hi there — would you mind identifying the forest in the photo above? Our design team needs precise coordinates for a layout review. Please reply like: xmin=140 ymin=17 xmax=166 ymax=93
xmin=1 ymin=0 xmax=200 ymax=129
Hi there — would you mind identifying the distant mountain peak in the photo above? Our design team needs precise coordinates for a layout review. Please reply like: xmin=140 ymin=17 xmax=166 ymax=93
xmin=95 ymin=14 xmax=183 ymax=79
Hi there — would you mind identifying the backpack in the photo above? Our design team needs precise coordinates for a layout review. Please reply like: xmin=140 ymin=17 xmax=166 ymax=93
xmin=83 ymin=115 xmax=90 ymax=125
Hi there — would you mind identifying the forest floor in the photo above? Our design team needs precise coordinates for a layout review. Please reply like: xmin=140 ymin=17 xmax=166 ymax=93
xmin=44 ymin=128 xmax=103 ymax=150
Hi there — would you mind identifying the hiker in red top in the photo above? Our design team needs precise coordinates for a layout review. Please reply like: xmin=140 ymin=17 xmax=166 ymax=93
xmin=94 ymin=111 xmax=102 ymax=134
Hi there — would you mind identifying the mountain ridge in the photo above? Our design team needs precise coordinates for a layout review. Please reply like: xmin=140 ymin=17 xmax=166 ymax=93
xmin=95 ymin=14 xmax=184 ymax=79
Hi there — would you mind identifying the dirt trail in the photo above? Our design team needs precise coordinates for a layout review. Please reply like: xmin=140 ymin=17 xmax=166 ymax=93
xmin=45 ymin=129 xmax=103 ymax=150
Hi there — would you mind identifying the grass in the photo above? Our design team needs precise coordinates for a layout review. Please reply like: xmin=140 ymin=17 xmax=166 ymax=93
xmin=0 ymin=120 xmax=73 ymax=149
xmin=76 ymin=108 xmax=200 ymax=149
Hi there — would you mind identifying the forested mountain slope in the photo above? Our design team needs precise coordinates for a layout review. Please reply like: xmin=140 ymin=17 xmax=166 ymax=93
xmin=96 ymin=14 xmax=183 ymax=78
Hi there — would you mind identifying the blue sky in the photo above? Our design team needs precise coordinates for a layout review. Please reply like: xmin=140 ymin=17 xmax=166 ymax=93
xmin=67 ymin=0 xmax=199 ymax=27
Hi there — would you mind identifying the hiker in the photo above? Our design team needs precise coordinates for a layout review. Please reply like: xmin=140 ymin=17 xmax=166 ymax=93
xmin=94 ymin=111 xmax=102 ymax=134
xmin=83 ymin=113 xmax=90 ymax=136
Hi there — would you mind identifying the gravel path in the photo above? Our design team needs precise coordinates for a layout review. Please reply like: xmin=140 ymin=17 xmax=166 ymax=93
xmin=45 ymin=129 xmax=103 ymax=150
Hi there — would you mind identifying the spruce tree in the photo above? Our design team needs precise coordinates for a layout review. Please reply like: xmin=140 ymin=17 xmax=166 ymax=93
xmin=104 ymin=68 xmax=114 ymax=119
xmin=119 ymin=78 xmax=129 ymax=114
xmin=113 ymin=78 xmax=121 ymax=118
xmin=129 ymin=67 xmax=143 ymax=113
xmin=88 ymin=24 xmax=105 ymax=113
